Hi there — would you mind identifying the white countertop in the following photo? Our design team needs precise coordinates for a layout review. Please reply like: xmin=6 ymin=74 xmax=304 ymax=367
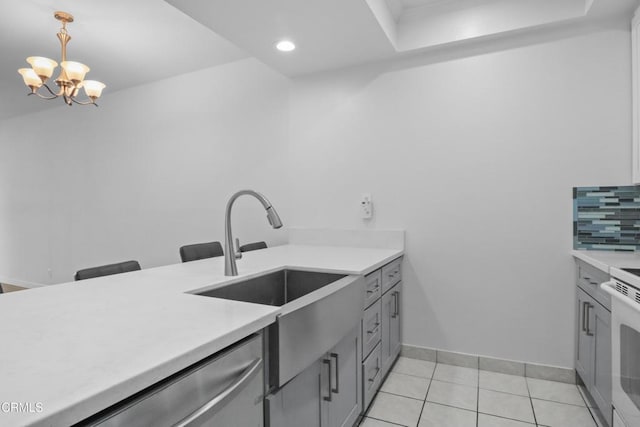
xmin=0 ymin=244 xmax=403 ymax=427
xmin=571 ymin=249 xmax=640 ymax=273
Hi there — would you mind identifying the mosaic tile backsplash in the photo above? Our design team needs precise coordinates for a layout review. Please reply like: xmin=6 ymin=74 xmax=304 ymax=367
xmin=573 ymin=186 xmax=640 ymax=251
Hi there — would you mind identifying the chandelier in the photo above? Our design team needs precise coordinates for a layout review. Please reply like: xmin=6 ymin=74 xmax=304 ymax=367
xmin=17 ymin=11 xmax=105 ymax=107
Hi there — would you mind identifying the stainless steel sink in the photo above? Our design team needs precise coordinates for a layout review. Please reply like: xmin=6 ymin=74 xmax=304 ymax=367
xmin=195 ymin=269 xmax=365 ymax=389
xmin=196 ymin=269 xmax=345 ymax=306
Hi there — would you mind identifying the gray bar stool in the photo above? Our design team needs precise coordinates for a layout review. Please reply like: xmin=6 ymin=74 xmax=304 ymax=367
xmin=75 ymin=260 xmax=141 ymax=281
xmin=179 ymin=241 xmax=224 ymax=263
xmin=239 ymin=241 xmax=267 ymax=252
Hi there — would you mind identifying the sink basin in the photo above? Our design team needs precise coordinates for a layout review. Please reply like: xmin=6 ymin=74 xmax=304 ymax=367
xmin=194 ymin=268 xmax=365 ymax=388
xmin=196 ymin=269 xmax=345 ymax=307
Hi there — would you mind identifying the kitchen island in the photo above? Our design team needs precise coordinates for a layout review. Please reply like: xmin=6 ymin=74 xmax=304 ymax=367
xmin=0 ymin=244 xmax=402 ymax=426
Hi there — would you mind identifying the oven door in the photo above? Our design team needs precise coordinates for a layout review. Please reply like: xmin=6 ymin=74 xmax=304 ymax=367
xmin=607 ymin=284 xmax=640 ymax=427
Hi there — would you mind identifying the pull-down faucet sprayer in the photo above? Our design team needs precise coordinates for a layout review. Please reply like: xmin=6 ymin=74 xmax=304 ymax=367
xmin=224 ymin=190 xmax=283 ymax=276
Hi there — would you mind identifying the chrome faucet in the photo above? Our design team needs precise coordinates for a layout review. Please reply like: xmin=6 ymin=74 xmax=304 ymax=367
xmin=224 ymin=190 xmax=283 ymax=276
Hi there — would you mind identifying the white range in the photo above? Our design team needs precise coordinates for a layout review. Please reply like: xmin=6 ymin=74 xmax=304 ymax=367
xmin=602 ymin=267 xmax=640 ymax=427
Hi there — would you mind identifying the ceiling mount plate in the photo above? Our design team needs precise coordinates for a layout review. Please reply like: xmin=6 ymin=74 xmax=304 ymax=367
xmin=54 ymin=11 xmax=74 ymax=24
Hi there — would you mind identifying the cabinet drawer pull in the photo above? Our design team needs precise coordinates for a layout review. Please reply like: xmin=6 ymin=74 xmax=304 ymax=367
xmin=366 ymin=285 xmax=380 ymax=294
xmin=368 ymin=367 xmax=380 ymax=382
xmin=367 ymin=323 xmax=380 ymax=335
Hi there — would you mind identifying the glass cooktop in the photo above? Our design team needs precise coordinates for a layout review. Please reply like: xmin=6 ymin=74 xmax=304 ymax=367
xmin=622 ymin=268 xmax=640 ymax=276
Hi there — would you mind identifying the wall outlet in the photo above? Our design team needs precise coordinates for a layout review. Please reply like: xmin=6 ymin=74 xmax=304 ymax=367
xmin=361 ymin=193 xmax=373 ymax=219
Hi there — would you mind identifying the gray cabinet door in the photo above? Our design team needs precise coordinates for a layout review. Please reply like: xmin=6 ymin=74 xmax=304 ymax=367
xmin=326 ymin=326 xmax=361 ymax=427
xmin=267 ymin=360 xmax=322 ymax=427
xmin=591 ymin=301 xmax=612 ymax=425
xmin=380 ymin=286 xmax=394 ymax=377
xmin=576 ymin=287 xmax=593 ymax=387
xmin=389 ymin=283 xmax=402 ymax=360
xmin=381 ymin=283 xmax=402 ymax=377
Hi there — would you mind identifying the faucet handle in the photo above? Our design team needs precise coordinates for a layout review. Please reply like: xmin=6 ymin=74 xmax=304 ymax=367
xmin=235 ymin=238 xmax=243 ymax=259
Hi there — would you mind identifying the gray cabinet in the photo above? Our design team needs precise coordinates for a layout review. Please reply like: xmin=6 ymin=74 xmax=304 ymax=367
xmin=381 ymin=282 xmax=402 ymax=378
xmin=267 ymin=326 xmax=361 ymax=427
xmin=576 ymin=287 xmax=592 ymax=386
xmin=360 ymin=257 xmax=403 ymax=414
xmin=322 ymin=326 xmax=361 ymax=427
xmin=575 ymin=260 xmax=612 ymax=426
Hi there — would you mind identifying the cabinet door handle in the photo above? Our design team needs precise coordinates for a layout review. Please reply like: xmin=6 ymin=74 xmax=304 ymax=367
xmin=581 ymin=301 xmax=589 ymax=332
xmin=585 ymin=303 xmax=594 ymax=336
xmin=330 ymin=353 xmax=339 ymax=394
xmin=391 ymin=291 xmax=400 ymax=318
xmin=323 ymin=359 xmax=332 ymax=402
xmin=391 ymin=293 xmax=397 ymax=319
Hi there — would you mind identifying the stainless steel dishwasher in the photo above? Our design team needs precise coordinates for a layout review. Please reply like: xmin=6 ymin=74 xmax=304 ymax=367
xmin=79 ymin=333 xmax=263 ymax=427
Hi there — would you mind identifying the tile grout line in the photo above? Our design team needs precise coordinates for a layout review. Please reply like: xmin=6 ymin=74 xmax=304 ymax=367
xmin=364 ymin=415 xmax=408 ymax=427
xmin=524 ymin=376 xmax=539 ymax=426
xmin=415 ymin=375 xmax=432 ymax=427
xmin=578 ymin=383 xmax=602 ymax=427
xmin=476 ymin=366 xmax=480 ymax=427
xmin=477 ymin=411 xmax=537 ymax=425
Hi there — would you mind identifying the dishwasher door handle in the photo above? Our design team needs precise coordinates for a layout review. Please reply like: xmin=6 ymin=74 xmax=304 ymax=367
xmin=173 ymin=358 xmax=262 ymax=427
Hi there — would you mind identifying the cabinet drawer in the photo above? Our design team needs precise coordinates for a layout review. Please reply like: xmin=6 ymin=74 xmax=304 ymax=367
xmin=381 ymin=258 xmax=402 ymax=295
xmin=365 ymin=270 xmax=382 ymax=308
xmin=362 ymin=342 xmax=382 ymax=411
xmin=362 ymin=300 xmax=382 ymax=361
xmin=576 ymin=260 xmax=611 ymax=311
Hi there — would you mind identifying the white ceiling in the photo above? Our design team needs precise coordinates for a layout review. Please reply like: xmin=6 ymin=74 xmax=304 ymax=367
xmin=1 ymin=0 xmax=639 ymax=120
xmin=165 ymin=0 xmax=397 ymax=78
xmin=0 ymin=0 xmax=247 ymax=121
xmin=166 ymin=0 xmax=639 ymax=77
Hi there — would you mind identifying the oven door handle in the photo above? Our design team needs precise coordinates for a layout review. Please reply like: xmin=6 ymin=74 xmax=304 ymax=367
xmin=172 ymin=358 xmax=262 ymax=427
xmin=601 ymin=280 xmax=639 ymax=311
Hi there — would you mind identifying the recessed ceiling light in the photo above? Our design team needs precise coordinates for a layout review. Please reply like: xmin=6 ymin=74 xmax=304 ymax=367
xmin=276 ymin=40 xmax=296 ymax=52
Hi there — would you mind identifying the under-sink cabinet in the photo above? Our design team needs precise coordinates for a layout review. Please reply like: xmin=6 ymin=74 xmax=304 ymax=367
xmin=266 ymin=325 xmax=361 ymax=427
xmin=266 ymin=256 xmax=403 ymax=427
xmin=575 ymin=260 xmax=612 ymax=426
xmin=361 ymin=257 xmax=403 ymax=413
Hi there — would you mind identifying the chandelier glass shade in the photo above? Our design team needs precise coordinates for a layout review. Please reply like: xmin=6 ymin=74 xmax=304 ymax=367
xmin=17 ymin=11 xmax=105 ymax=107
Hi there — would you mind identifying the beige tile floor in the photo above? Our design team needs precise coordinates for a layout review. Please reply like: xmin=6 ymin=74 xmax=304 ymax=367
xmin=360 ymin=357 xmax=601 ymax=427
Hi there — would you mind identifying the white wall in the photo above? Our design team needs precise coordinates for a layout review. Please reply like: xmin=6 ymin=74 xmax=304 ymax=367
xmin=0 ymin=117 xmax=52 ymax=287
xmin=288 ymin=24 xmax=632 ymax=368
xmin=0 ymin=58 xmax=290 ymax=284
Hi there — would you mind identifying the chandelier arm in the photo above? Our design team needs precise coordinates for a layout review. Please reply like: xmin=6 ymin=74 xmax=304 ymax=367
xmin=69 ymin=97 xmax=98 ymax=107
xmin=41 ymin=83 xmax=60 ymax=97
xmin=28 ymin=90 xmax=58 ymax=101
